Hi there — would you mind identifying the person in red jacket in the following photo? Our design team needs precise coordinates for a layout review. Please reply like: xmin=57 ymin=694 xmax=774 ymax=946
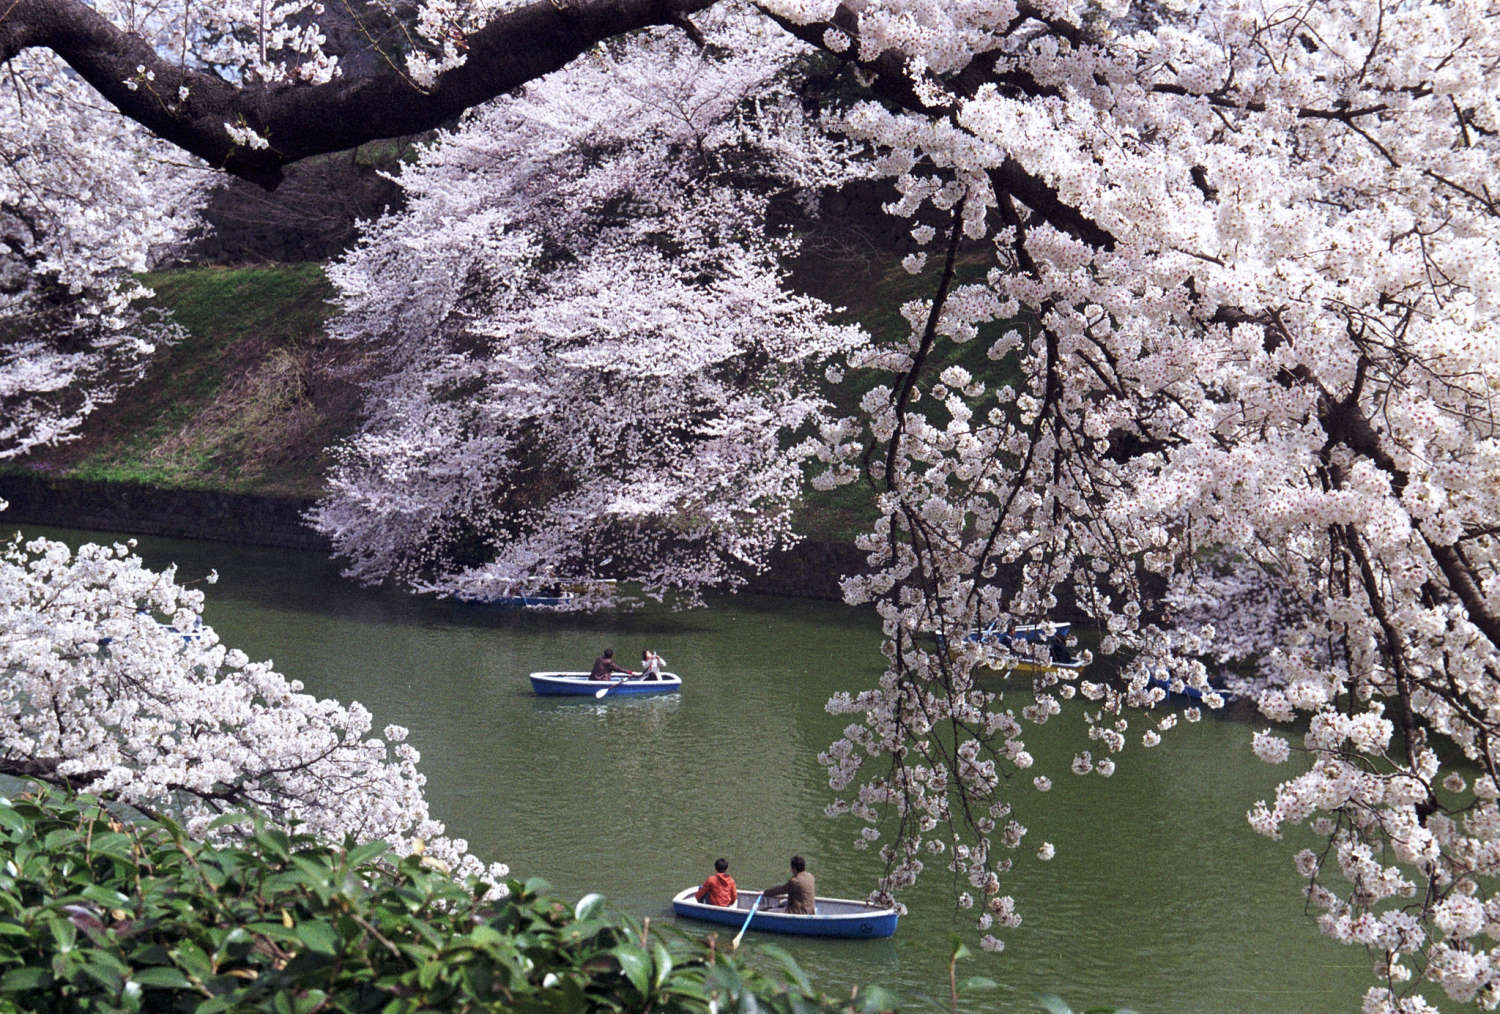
xmin=695 ymin=858 xmax=737 ymax=906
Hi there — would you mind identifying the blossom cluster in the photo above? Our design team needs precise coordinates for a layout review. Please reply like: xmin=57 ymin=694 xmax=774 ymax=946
xmin=1 ymin=51 xmax=203 ymax=458
xmin=757 ymin=2 xmax=1500 ymax=1007
xmin=7 ymin=1 xmax=1500 ymax=1007
xmin=0 ymin=510 xmax=507 ymax=893
xmin=310 ymin=7 xmax=868 ymax=604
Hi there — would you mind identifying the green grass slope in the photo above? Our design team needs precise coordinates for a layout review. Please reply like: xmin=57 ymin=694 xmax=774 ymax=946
xmin=12 ymin=264 xmax=359 ymax=498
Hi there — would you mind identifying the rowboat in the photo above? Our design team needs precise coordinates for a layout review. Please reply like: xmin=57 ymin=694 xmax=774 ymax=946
xmin=488 ymin=593 xmax=575 ymax=607
xmin=528 ymin=671 xmax=681 ymax=696
xmin=458 ymin=592 xmax=576 ymax=608
xmin=671 ymin=887 xmax=898 ymax=939
xmin=1146 ymin=673 xmax=1239 ymax=707
xmin=965 ymin=620 xmax=1070 ymax=646
xmin=985 ymin=654 xmax=1086 ymax=675
xmin=458 ymin=579 xmax=616 ymax=608
xmin=971 ymin=635 xmax=1084 ymax=675
xmin=935 ymin=620 xmax=1070 ymax=652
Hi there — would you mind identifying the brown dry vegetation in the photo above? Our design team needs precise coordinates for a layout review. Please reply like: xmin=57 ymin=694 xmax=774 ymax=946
xmin=12 ymin=263 xmax=361 ymax=497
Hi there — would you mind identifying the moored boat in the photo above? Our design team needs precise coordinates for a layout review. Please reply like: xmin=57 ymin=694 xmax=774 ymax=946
xmin=985 ymin=654 xmax=1086 ymax=675
xmin=529 ymin=671 xmax=681 ymax=696
xmin=671 ymin=887 xmax=898 ymax=939
xmin=458 ymin=591 xmax=576 ymax=607
xmin=972 ymin=635 xmax=1085 ymax=675
xmin=964 ymin=620 xmax=1070 ymax=646
xmin=1146 ymin=673 xmax=1239 ymax=707
xmin=935 ymin=620 xmax=1070 ymax=652
xmin=458 ymin=579 xmax=616 ymax=608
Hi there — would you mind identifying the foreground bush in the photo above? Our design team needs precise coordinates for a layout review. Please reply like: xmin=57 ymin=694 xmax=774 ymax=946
xmin=0 ymin=784 xmax=891 ymax=1012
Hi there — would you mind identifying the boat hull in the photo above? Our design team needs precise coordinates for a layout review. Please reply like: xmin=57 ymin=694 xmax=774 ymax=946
xmin=1147 ymin=676 xmax=1238 ymax=707
xmin=981 ymin=656 xmax=1086 ymax=675
xmin=966 ymin=621 xmax=1070 ymax=645
xmin=671 ymin=888 xmax=897 ymax=939
xmin=529 ymin=672 xmax=681 ymax=696
xmin=489 ymin=594 xmax=573 ymax=607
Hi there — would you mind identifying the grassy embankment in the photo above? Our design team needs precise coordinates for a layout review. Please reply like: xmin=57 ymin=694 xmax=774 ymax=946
xmin=12 ymin=263 xmax=357 ymax=498
xmin=10 ymin=243 xmax=1006 ymax=542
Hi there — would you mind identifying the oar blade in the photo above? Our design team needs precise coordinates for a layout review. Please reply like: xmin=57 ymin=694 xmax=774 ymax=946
xmin=731 ymin=898 xmax=759 ymax=950
xmin=596 ymin=676 xmax=628 ymax=699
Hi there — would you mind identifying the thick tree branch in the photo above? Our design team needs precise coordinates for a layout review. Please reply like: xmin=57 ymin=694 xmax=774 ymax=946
xmin=1 ymin=0 xmax=716 ymax=187
xmin=762 ymin=0 xmax=1116 ymax=251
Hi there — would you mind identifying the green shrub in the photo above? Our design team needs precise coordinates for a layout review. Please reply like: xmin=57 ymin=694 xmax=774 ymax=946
xmin=0 ymin=784 xmax=891 ymax=1013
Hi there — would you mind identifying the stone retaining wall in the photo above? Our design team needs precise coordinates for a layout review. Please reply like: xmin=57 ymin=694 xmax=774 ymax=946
xmin=0 ymin=474 xmax=329 ymax=552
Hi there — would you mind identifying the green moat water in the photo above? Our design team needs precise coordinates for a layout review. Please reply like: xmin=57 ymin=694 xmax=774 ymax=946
xmin=24 ymin=525 xmax=1386 ymax=1012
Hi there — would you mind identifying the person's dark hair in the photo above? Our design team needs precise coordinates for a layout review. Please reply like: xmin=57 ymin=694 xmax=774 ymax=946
xmin=789 ymin=855 xmax=805 ymax=873
xmin=603 ymin=648 xmax=614 ymax=658
xmin=714 ymin=857 xmax=728 ymax=873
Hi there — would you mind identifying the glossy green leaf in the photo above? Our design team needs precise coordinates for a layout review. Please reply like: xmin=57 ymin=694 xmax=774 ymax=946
xmin=757 ymin=944 xmax=813 ymax=993
xmin=651 ymin=939 xmax=673 ymax=989
xmin=294 ymin=919 xmax=339 ymax=955
xmin=86 ymin=833 xmax=137 ymax=864
xmin=170 ymin=940 xmax=212 ymax=981
xmin=572 ymin=893 xmax=604 ymax=921
xmin=79 ymin=955 xmax=126 ymax=993
xmin=45 ymin=913 xmax=76 ymax=952
xmin=206 ymin=813 xmax=253 ymax=833
xmin=132 ymin=965 xmax=194 ymax=989
xmin=852 ymin=984 xmax=899 ymax=1013
xmin=612 ymin=943 xmax=650 ymax=995
xmin=80 ymin=883 xmax=131 ymax=908
xmin=0 ymin=966 xmax=52 ymax=992
xmin=345 ymin=841 xmax=390 ymax=868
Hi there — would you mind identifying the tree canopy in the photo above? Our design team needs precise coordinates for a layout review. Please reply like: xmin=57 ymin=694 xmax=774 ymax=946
xmin=4 ymin=2 xmax=1500 ymax=1011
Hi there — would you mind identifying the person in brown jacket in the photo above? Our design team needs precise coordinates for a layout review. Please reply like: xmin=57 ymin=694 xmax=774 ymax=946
xmin=588 ymin=648 xmax=635 ymax=681
xmin=761 ymin=855 xmax=815 ymax=915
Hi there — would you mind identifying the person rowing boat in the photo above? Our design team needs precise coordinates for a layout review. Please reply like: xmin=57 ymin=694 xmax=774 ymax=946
xmin=760 ymin=855 xmax=815 ymax=915
xmin=588 ymin=648 xmax=636 ymax=681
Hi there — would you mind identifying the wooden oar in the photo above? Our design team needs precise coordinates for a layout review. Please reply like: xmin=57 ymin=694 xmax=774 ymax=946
xmin=594 ymin=674 xmax=633 ymax=699
xmin=731 ymin=895 xmax=762 ymax=950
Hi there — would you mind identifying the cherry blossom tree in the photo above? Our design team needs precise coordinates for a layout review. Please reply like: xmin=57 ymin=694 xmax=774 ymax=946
xmin=6 ymin=1 xmax=1500 ymax=1010
xmin=308 ymin=7 xmax=867 ymax=602
xmin=1 ymin=49 xmax=203 ymax=457
xmin=783 ymin=4 xmax=1500 ymax=1012
xmin=0 ymin=503 xmax=507 ymax=890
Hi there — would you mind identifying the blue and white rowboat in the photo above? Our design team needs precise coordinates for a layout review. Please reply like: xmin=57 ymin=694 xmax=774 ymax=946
xmin=671 ymin=887 xmax=898 ymax=939
xmin=1146 ymin=673 xmax=1239 ymax=707
xmin=965 ymin=620 xmax=1070 ymax=645
xmin=529 ymin=671 xmax=681 ymax=696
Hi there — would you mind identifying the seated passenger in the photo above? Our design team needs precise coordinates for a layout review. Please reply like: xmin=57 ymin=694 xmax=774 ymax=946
xmin=1049 ymin=632 xmax=1074 ymax=664
xmin=695 ymin=857 xmax=737 ymax=906
xmin=641 ymin=649 xmax=666 ymax=681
